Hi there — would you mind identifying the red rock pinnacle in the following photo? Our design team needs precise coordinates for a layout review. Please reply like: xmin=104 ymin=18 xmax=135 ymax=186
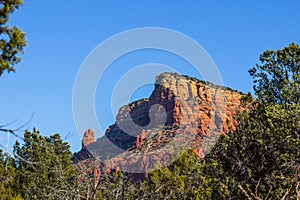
xmin=82 ymin=129 xmax=95 ymax=148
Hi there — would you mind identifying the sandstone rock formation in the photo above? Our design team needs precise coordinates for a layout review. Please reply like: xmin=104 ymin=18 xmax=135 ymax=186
xmin=74 ymin=72 xmax=244 ymax=174
xmin=82 ymin=129 xmax=95 ymax=147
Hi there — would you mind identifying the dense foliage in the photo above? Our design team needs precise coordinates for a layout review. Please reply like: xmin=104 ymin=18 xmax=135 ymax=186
xmin=13 ymin=129 xmax=77 ymax=199
xmin=200 ymin=43 xmax=300 ymax=199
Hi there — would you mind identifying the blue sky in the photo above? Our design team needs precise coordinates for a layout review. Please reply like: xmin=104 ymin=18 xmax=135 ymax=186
xmin=0 ymin=0 xmax=299 ymax=152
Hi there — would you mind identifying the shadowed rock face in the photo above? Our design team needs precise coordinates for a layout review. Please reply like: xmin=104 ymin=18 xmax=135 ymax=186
xmin=74 ymin=72 xmax=244 ymax=174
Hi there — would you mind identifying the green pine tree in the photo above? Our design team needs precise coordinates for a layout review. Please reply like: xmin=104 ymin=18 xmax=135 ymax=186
xmin=206 ymin=43 xmax=300 ymax=199
xmin=13 ymin=129 xmax=77 ymax=199
xmin=0 ymin=0 xmax=26 ymax=76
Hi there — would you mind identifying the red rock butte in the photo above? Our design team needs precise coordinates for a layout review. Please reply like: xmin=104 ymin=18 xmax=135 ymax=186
xmin=73 ymin=72 xmax=244 ymax=174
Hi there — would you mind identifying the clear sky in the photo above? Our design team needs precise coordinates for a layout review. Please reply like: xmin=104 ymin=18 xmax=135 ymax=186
xmin=0 ymin=0 xmax=299 ymax=152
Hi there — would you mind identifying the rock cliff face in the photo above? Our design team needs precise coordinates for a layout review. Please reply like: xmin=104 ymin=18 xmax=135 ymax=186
xmin=74 ymin=72 xmax=244 ymax=174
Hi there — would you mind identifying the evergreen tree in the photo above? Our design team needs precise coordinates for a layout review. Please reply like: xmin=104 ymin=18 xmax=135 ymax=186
xmin=207 ymin=43 xmax=300 ymax=199
xmin=13 ymin=129 xmax=77 ymax=199
xmin=139 ymin=150 xmax=213 ymax=200
xmin=0 ymin=0 xmax=26 ymax=76
xmin=0 ymin=150 xmax=22 ymax=200
xmin=249 ymin=43 xmax=300 ymax=107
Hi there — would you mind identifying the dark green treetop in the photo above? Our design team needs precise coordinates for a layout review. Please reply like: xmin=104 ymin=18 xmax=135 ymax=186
xmin=249 ymin=43 xmax=300 ymax=107
xmin=0 ymin=0 xmax=26 ymax=76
